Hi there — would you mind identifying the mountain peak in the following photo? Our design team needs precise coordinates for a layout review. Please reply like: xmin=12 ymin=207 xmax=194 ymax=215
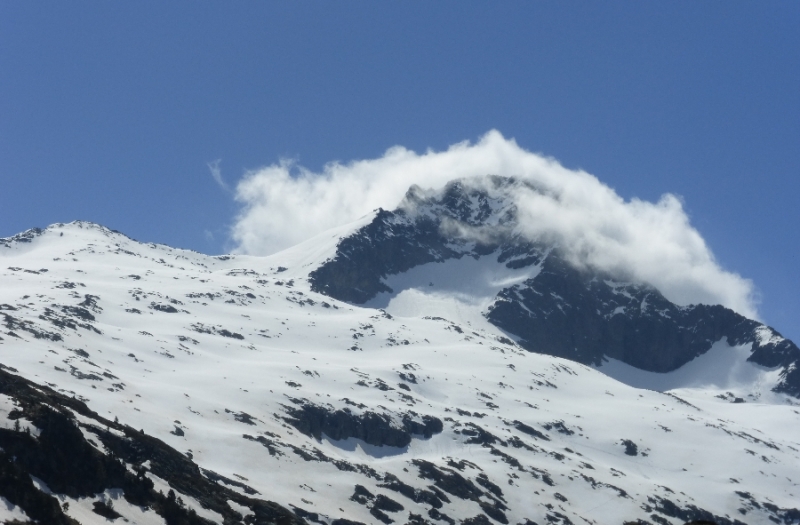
xmin=0 ymin=221 xmax=132 ymax=249
xmin=309 ymin=178 xmax=800 ymax=397
xmin=1 ymin=210 xmax=799 ymax=525
xmin=397 ymin=175 xmax=523 ymax=230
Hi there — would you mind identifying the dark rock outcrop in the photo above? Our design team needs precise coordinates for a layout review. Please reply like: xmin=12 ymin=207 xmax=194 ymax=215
xmin=486 ymin=252 xmax=800 ymax=395
xmin=282 ymin=400 xmax=442 ymax=448
xmin=0 ymin=365 xmax=304 ymax=525
xmin=309 ymin=176 xmax=800 ymax=397
xmin=309 ymin=177 xmax=541 ymax=304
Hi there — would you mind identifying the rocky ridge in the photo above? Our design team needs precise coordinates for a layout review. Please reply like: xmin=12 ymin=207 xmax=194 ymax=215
xmin=0 ymin=216 xmax=798 ymax=525
xmin=309 ymin=177 xmax=800 ymax=396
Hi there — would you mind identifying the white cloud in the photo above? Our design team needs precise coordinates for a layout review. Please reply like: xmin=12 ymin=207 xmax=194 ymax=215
xmin=208 ymin=159 xmax=229 ymax=191
xmin=230 ymin=130 xmax=758 ymax=318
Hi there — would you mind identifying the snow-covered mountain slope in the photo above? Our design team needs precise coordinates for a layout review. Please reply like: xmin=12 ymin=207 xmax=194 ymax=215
xmin=309 ymin=176 xmax=800 ymax=397
xmin=0 ymin=220 xmax=799 ymax=525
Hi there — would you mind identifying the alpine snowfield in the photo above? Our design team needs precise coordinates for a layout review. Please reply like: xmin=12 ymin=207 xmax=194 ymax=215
xmin=1 ymin=221 xmax=799 ymax=525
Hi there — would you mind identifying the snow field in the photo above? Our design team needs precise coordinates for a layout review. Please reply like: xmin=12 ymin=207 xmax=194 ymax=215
xmin=0 ymin=222 xmax=798 ymax=524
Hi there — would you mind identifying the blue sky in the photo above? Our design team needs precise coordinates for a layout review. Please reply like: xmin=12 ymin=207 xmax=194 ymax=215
xmin=1 ymin=2 xmax=798 ymax=339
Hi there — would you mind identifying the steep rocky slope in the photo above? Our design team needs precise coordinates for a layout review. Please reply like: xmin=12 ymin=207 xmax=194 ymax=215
xmin=309 ymin=177 xmax=800 ymax=396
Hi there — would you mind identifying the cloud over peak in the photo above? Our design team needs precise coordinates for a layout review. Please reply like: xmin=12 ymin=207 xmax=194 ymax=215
xmin=231 ymin=130 xmax=757 ymax=318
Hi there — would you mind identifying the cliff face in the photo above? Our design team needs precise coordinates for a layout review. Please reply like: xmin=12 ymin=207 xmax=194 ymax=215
xmin=309 ymin=177 xmax=800 ymax=396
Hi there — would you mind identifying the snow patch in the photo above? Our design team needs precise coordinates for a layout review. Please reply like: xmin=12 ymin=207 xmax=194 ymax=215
xmin=365 ymin=252 xmax=541 ymax=326
xmin=0 ymin=496 xmax=29 ymax=523
xmin=595 ymin=339 xmax=783 ymax=395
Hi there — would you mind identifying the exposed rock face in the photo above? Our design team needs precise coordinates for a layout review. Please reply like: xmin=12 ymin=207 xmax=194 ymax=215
xmin=283 ymin=399 xmax=443 ymax=448
xmin=309 ymin=177 xmax=544 ymax=304
xmin=0 ymin=367 xmax=302 ymax=525
xmin=310 ymin=176 xmax=800 ymax=397
xmin=0 ymin=227 xmax=45 ymax=248
xmin=486 ymin=252 xmax=800 ymax=395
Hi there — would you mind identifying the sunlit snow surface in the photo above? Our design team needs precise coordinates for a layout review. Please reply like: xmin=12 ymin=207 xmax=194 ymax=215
xmin=0 ymin=221 xmax=799 ymax=525
xmin=0 ymin=496 xmax=29 ymax=523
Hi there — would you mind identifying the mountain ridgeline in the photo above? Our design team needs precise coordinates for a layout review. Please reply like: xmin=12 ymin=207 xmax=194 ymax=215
xmin=310 ymin=176 xmax=800 ymax=396
xmin=2 ymin=184 xmax=799 ymax=525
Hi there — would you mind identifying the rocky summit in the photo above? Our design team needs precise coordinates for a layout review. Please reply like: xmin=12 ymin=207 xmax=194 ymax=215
xmin=0 ymin=177 xmax=799 ymax=525
xmin=311 ymin=177 xmax=800 ymax=395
